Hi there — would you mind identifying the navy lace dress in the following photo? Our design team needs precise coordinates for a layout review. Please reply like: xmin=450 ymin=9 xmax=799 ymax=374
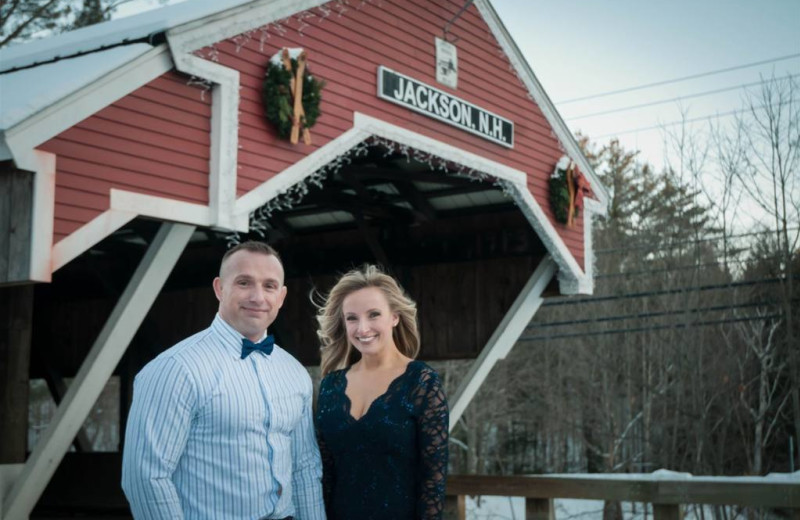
xmin=315 ymin=360 xmax=449 ymax=519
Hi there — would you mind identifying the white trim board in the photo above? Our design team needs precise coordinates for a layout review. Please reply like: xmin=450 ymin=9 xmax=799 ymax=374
xmin=234 ymin=112 xmax=593 ymax=293
xmin=51 ymin=189 xmax=249 ymax=274
xmin=29 ymin=151 xmax=56 ymax=282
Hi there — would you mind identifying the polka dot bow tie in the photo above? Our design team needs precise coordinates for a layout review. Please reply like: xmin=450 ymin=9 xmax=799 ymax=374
xmin=241 ymin=335 xmax=275 ymax=359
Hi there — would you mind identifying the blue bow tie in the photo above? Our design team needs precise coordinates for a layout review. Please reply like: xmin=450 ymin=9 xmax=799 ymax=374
xmin=241 ymin=335 xmax=275 ymax=359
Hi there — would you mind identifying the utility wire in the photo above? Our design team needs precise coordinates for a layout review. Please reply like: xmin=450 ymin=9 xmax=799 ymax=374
xmin=592 ymin=100 xmax=795 ymax=139
xmin=542 ymin=277 xmax=797 ymax=307
xmin=556 ymin=53 xmax=800 ymax=105
xmin=593 ymin=227 xmax=800 ymax=255
xmin=595 ymin=258 xmax=782 ymax=280
xmin=565 ymin=74 xmax=799 ymax=121
xmin=527 ymin=300 xmax=795 ymax=330
xmin=519 ymin=314 xmax=783 ymax=342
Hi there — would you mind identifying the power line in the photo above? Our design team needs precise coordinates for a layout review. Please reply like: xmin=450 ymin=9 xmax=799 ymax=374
xmin=591 ymin=100 xmax=795 ymax=139
xmin=542 ymin=277 xmax=796 ymax=307
xmin=519 ymin=314 xmax=783 ymax=342
xmin=556 ymin=53 xmax=800 ymax=105
xmin=565 ymin=74 xmax=799 ymax=121
xmin=595 ymin=258 xmax=783 ymax=280
xmin=527 ymin=300 xmax=793 ymax=330
xmin=594 ymin=227 xmax=800 ymax=255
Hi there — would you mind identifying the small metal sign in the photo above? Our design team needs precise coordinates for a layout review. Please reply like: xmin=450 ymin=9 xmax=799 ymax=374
xmin=377 ymin=66 xmax=514 ymax=148
xmin=435 ymin=37 xmax=458 ymax=88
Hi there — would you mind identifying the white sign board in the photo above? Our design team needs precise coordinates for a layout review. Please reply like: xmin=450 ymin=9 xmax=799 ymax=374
xmin=435 ymin=37 xmax=458 ymax=89
xmin=377 ymin=66 xmax=514 ymax=147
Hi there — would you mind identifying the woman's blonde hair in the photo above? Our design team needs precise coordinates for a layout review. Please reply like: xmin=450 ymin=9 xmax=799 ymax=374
xmin=317 ymin=265 xmax=420 ymax=376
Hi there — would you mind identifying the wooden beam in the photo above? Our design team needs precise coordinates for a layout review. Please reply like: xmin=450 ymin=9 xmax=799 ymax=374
xmin=353 ymin=211 xmax=390 ymax=268
xmin=35 ymin=350 xmax=93 ymax=453
xmin=392 ymin=180 xmax=437 ymax=221
xmin=448 ymin=256 xmax=556 ymax=431
xmin=1 ymin=222 xmax=195 ymax=520
xmin=0 ymin=285 xmax=33 ymax=464
xmin=0 ymin=169 xmax=34 ymax=284
xmin=0 ymin=464 xmax=24 ymax=516
xmin=325 ymin=192 xmax=414 ymax=222
xmin=341 ymin=165 xmax=478 ymax=187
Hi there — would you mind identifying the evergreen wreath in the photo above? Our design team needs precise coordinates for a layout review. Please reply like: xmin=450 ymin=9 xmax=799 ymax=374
xmin=549 ymin=157 xmax=574 ymax=224
xmin=262 ymin=54 xmax=324 ymax=140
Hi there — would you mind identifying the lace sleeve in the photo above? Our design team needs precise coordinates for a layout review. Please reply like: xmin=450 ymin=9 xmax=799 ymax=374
xmin=414 ymin=366 xmax=449 ymax=519
xmin=315 ymin=377 xmax=336 ymax=513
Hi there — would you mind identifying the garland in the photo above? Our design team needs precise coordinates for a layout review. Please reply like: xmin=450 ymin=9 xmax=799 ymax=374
xmin=262 ymin=48 xmax=324 ymax=143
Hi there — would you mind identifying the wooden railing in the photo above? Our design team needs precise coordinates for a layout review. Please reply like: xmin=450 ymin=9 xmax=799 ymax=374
xmin=444 ymin=474 xmax=800 ymax=520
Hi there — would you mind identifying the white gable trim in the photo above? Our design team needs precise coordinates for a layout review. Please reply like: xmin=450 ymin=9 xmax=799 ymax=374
xmin=234 ymin=126 xmax=367 ymax=215
xmin=167 ymin=50 xmax=240 ymax=230
xmin=234 ymin=112 xmax=592 ymax=293
xmin=477 ymin=0 xmax=609 ymax=210
xmin=166 ymin=0 xmax=329 ymax=53
xmin=166 ymin=0 xmax=331 ymax=229
xmin=29 ymin=151 xmax=56 ymax=282
xmin=2 ymin=45 xmax=173 ymax=172
xmin=50 ymin=189 xmax=249 ymax=274
xmin=52 ymin=210 xmax=136 ymax=272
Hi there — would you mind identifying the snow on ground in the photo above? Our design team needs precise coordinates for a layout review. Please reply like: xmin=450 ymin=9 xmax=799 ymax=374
xmin=465 ymin=472 xmax=799 ymax=520
xmin=466 ymin=497 xmax=777 ymax=520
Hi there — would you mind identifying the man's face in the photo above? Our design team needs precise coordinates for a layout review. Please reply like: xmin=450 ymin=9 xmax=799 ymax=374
xmin=213 ymin=250 xmax=287 ymax=342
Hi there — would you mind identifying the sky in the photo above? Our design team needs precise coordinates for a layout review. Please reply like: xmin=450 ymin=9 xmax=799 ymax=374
xmin=117 ymin=0 xmax=800 ymax=173
xmin=490 ymin=0 xmax=800 ymax=171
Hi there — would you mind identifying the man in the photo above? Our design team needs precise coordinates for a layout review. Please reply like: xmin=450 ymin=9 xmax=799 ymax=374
xmin=122 ymin=241 xmax=325 ymax=519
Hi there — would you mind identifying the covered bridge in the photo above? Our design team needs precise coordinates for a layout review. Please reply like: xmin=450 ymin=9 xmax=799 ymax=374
xmin=0 ymin=0 xmax=608 ymax=517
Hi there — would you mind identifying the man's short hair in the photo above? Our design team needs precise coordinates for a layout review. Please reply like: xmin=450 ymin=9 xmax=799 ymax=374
xmin=220 ymin=241 xmax=283 ymax=275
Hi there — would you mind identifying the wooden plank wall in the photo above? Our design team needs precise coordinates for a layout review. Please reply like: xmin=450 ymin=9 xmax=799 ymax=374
xmin=35 ymin=1 xmax=588 ymax=266
xmin=30 ymin=255 xmax=537 ymax=373
xmin=209 ymin=0 xmax=587 ymax=268
xmin=39 ymin=71 xmax=211 ymax=243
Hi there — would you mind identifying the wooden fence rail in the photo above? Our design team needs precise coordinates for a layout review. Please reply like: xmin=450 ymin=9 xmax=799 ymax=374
xmin=445 ymin=474 xmax=800 ymax=520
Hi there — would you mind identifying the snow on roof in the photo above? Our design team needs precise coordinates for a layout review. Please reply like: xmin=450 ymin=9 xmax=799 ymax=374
xmin=0 ymin=44 xmax=153 ymax=131
xmin=0 ymin=0 xmax=260 ymax=135
xmin=0 ymin=0 xmax=253 ymax=73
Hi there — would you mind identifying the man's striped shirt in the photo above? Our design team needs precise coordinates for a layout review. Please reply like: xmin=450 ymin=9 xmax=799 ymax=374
xmin=122 ymin=314 xmax=325 ymax=519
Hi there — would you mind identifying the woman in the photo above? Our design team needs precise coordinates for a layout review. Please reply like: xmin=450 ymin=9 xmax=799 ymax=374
xmin=315 ymin=265 xmax=448 ymax=519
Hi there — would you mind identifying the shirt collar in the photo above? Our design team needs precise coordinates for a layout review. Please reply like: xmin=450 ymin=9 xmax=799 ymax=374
xmin=211 ymin=313 xmax=269 ymax=358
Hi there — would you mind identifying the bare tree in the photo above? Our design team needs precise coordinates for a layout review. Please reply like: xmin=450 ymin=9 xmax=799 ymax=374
xmin=735 ymin=75 xmax=800 ymax=465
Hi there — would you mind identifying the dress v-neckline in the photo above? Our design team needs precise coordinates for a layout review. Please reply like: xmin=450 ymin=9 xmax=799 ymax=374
xmin=342 ymin=361 xmax=416 ymax=422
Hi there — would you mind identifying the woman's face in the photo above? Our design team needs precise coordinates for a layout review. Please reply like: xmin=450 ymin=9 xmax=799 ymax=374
xmin=342 ymin=286 xmax=400 ymax=357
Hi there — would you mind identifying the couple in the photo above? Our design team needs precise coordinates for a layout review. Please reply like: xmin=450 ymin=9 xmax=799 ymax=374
xmin=121 ymin=241 xmax=449 ymax=519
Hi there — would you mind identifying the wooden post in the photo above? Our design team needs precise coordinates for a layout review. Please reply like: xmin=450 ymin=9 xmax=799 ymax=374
xmin=444 ymin=495 xmax=466 ymax=520
xmin=0 ymin=169 xmax=34 ymax=284
xmin=0 ymin=285 xmax=33 ymax=464
xmin=527 ymin=498 xmax=554 ymax=520
xmin=653 ymin=504 xmax=681 ymax=520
